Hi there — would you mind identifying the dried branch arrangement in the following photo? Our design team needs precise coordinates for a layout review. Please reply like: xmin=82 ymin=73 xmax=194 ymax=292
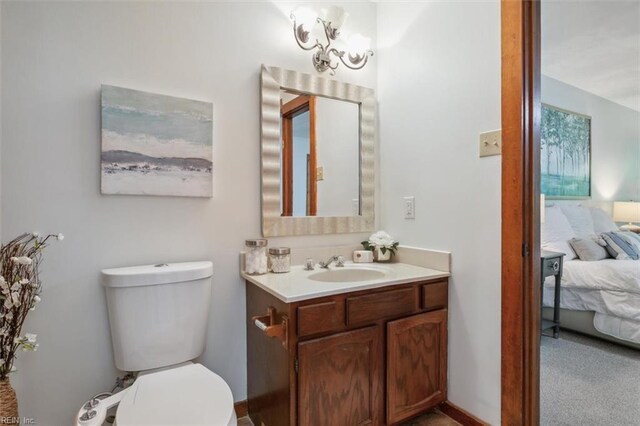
xmin=0 ymin=232 xmax=63 ymax=380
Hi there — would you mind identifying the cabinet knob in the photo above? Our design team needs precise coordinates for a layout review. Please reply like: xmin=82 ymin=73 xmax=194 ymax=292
xmin=552 ymin=260 xmax=559 ymax=272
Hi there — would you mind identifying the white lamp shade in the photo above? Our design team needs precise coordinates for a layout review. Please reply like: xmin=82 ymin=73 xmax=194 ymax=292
xmin=320 ymin=6 xmax=347 ymax=30
xmin=613 ymin=201 xmax=640 ymax=224
xmin=346 ymin=33 xmax=371 ymax=56
xmin=292 ymin=6 xmax=317 ymax=30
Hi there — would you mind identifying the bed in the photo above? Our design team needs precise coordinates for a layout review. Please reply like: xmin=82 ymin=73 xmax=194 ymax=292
xmin=543 ymin=259 xmax=640 ymax=349
xmin=541 ymin=204 xmax=640 ymax=349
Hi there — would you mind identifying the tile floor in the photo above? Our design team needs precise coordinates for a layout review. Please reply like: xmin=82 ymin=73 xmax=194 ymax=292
xmin=238 ymin=409 xmax=460 ymax=425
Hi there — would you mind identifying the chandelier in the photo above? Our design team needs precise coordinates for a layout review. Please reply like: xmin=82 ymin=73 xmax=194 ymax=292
xmin=290 ymin=6 xmax=374 ymax=75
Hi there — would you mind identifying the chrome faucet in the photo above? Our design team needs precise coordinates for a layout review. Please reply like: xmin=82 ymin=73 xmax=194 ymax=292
xmin=318 ymin=255 xmax=345 ymax=269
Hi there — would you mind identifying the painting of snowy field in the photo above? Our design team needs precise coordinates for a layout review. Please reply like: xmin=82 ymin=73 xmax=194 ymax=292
xmin=101 ymin=85 xmax=213 ymax=197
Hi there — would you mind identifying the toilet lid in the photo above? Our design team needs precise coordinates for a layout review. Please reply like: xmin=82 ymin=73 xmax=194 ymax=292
xmin=116 ymin=363 xmax=235 ymax=426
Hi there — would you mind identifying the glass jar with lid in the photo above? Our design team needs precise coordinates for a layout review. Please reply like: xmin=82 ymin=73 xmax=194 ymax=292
xmin=268 ymin=247 xmax=291 ymax=274
xmin=244 ymin=239 xmax=268 ymax=275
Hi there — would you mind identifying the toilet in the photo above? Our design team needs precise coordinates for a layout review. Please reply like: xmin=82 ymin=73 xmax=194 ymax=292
xmin=76 ymin=261 xmax=237 ymax=426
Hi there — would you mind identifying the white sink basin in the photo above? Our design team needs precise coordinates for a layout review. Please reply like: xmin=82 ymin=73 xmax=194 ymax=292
xmin=308 ymin=266 xmax=390 ymax=283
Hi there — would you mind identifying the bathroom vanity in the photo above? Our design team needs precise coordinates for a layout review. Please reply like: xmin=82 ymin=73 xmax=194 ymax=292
xmin=244 ymin=263 xmax=449 ymax=426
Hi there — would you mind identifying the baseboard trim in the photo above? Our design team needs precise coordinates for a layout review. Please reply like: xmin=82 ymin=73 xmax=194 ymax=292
xmin=439 ymin=401 xmax=489 ymax=426
xmin=234 ymin=400 xmax=248 ymax=418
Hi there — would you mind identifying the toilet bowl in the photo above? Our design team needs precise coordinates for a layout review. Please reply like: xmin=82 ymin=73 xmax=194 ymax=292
xmin=115 ymin=363 xmax=236 ymax=426
xmin=76 ymin=262 xmax=236 ymax=426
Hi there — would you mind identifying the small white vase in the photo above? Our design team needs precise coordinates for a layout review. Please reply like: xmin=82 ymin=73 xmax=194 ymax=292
xmin=375 ymin=246 xmax=391 ymax=262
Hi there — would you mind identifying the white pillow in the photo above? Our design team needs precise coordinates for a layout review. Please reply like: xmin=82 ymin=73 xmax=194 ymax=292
xmin=589 ymin=207 xmax=619 ymax=233
xmin=542 ymin=206 xmax=576 ymax=259
xmin=561 ymin=205 xmax=595 ymax=237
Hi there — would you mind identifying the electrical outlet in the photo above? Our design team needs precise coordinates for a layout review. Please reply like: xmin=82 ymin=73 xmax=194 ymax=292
xmin=352 ymin=199 xmax=360 ymax=216
xmin=404 ymin=196 xmax=415 ymax=219
xmin=316 ymin=166 xmax=324 ymax=181
xmin=479 ymin=129 xmax=502 ymax=157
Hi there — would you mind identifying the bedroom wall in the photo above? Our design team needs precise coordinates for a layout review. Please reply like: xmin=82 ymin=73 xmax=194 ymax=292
xmin=377 ymin=2 xmax=502 ymax=423
xmin=542 ymin=75 xmax=640 ymax=209
xmin=0 ymin=2 xmax=377 ymax=424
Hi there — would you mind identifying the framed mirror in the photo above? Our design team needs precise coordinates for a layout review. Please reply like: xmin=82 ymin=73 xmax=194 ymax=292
xmin=261 ymin=65 xmax=375 ymax=237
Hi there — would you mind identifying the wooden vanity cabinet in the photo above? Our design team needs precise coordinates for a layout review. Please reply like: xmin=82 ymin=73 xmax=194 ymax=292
xmin=246 ymin=278 xmax=448 ymax=426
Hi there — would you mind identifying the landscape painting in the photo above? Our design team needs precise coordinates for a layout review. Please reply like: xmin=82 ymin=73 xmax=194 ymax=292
xmin=541 ymin=104 xmax=591 ymax=198
xmin=101 ymin=85 xmax=213 ymax=197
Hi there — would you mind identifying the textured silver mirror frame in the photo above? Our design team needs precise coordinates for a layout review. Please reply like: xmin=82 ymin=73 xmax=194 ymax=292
xmin=261 ymin=65 xmax=376 ymax=237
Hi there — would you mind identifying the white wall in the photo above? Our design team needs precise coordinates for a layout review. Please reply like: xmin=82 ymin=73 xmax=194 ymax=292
xmin=542 ymin=75 xmax=640 ymax=204
xmin=316 ymin=97 xmax=360 ymax=216
xmin=377 ymin=2 xmax=502 ymax=423
xmin=0 ymin=2 xmax=377 ymax=425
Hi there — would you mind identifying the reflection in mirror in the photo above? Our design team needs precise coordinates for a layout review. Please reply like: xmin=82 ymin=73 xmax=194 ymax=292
xmin=280 ymin=90 xmax=360 ymax=217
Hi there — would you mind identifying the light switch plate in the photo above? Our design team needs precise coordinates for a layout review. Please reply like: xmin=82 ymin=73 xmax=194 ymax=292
xmin=316 ymin=166 xmax=324 ymax=181
xmin=404 ymin=196 xmax=415 ymax=219
xmin=479 ymin=129 xmax=502 ymax=157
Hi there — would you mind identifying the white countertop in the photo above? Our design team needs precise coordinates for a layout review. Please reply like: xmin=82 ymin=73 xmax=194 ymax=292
xmin=242 ymin=262 xmax=450 ymax=303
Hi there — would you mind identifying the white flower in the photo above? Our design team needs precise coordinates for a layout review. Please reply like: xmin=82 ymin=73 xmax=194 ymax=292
xmin=0 ymin=278 xmax=9 ymax=295
xmin=368 ymin=231 xmax=396 ymax=248
xmin=10 ymin=292 xmax=20 ymax=307
xmin=19 ymin=279 xmax=30 ymax=285
xmin=56 ymin=233 xmax=64 ymax=241
xmin=10 ymin=282 xmax=20 ymax=292
xmin=4 ymin=312 xmax=12 ymax=321
xmin=10 ymin=256 xmax=32 ymax=266
xmin=32 ymin=232 xmax=40 ymax=238
xmin=4 ymin=298 xmax=13 ymax=309
xmin=22 ymin=343 xmax=38 ymax=352
xmin=25 ymin=333 xmax=37 ymax=343
xmin=34 ymin=295 xmax=41 ymax=304
xmin=10 ymin=365 xmax=17 ymax=372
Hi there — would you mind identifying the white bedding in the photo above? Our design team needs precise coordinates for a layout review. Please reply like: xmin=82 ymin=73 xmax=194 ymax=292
xmin=543 ymin=258 xmax=640 ymax=343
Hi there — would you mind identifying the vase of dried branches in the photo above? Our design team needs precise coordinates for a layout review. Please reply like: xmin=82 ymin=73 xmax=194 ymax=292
xmin=0 ymin=232 xmax=63 ymax=425
xmin=0 ymin=378 xmax=18 ymax=423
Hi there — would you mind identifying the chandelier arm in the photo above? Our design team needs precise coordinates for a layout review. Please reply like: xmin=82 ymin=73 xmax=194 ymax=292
xmin=292 ymin=20 xmax=321 ymax=52
xmin=318 ymin=18 xmax=334 ymax=51
xmin=332 ymin=48 xmax=374 ymax=71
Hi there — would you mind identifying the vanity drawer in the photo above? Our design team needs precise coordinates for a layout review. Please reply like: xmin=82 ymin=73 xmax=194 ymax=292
xmin=421 ymin=281 xmax=448 ymax=311
xmin=297 ymin=300 xmax=345 ymax=337
xmin=346 ymin=287 xmax=417 ymax=326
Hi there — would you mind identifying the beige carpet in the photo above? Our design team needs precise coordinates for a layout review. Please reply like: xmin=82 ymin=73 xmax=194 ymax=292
xmin=541 ymin=331 xmax=640 ymax=425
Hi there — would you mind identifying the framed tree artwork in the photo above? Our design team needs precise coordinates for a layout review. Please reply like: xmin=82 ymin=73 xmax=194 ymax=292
xmin=541 ymin=104 xmax=591 ymax=198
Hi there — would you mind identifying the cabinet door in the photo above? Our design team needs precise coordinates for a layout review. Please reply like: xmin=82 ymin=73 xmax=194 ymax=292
xmin=298 ymin=326 xmax=383 ymax=426
xmin=387 ymin=310 xmax=447 ymax=424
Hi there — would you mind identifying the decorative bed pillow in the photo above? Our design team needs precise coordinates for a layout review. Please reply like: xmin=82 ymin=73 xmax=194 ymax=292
xmin=568 ymin=237 xmax=609 ymax=261
xmin=542 ymin=206 xmax=576 ymax=260
xmin=561 ymin=205 xmax=595 ymax=237
xmin=590 ymin=207 xmax=619 ymax=233
xmin=617 ymin=231 xmax=640 ymax=254
xmin=601 ymin=232 xmax=640 ymax=260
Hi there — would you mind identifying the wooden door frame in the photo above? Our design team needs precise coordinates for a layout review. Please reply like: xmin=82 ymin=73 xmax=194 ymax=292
xmin=280 ymin=95 xmax=317 ymax=216
xmin=501 ymin=0 xmax=541 ymax=425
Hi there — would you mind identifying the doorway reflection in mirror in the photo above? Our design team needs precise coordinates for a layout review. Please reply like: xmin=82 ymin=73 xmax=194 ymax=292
xmin=280 ymin=90 xmax=360 ymax=217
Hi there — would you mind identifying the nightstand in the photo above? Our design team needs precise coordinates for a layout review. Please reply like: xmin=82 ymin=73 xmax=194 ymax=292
xmin=541 ymin=250 xmax=565 ymax=338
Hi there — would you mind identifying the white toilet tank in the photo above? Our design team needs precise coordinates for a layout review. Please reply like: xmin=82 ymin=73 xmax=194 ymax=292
xmin=102 ymin=261 xmax=213 ymax=372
